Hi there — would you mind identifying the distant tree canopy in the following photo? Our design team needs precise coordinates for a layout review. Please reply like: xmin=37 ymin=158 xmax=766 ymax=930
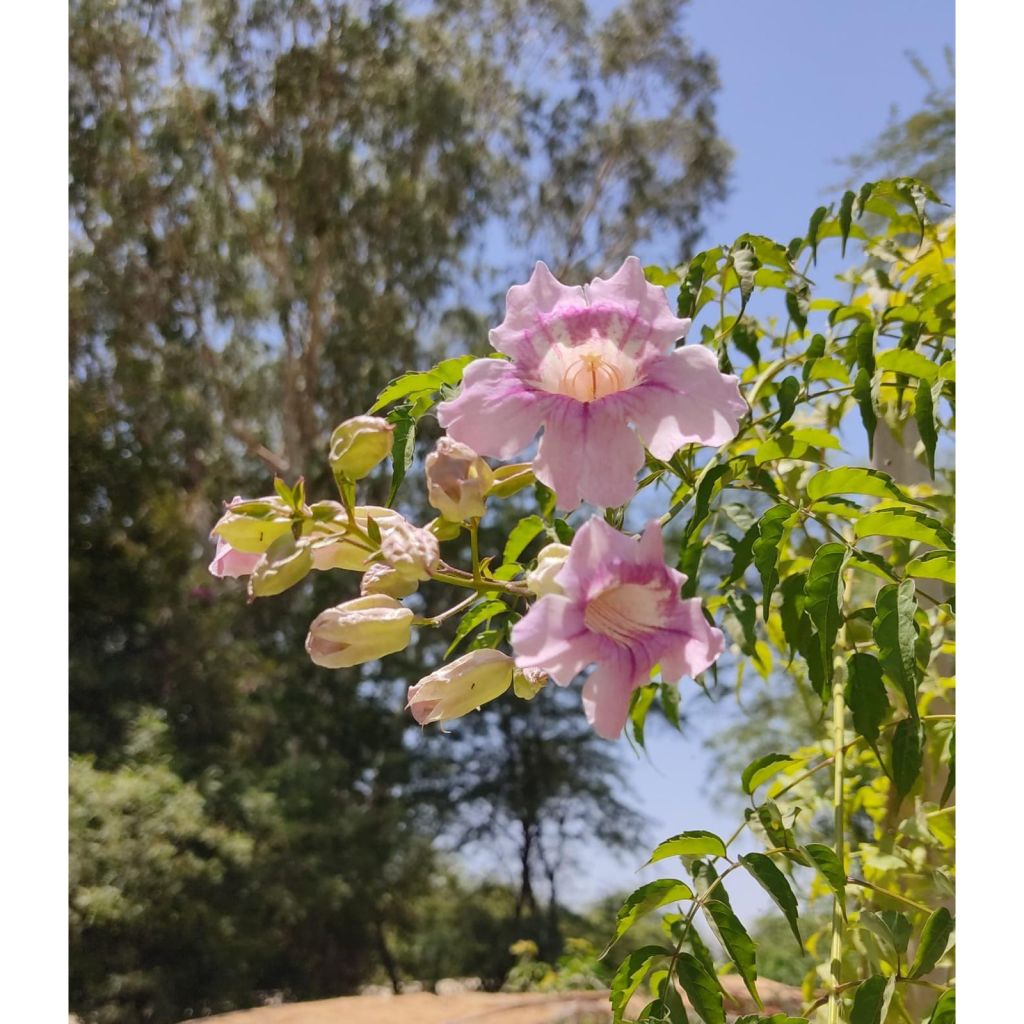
xmin=838 ymin=49 xmax=954 ymax=196
xmin=69 ymin=2 xmax=729 ymax=1021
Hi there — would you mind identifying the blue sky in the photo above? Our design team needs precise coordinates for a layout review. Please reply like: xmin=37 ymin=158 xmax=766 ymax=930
xmin=543 ymin=0 xmax=955 ymax=918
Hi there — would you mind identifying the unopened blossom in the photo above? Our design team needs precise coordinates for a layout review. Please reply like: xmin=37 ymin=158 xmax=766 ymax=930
xmin=525 ymin=542 xmax=570 ymax=598
xmin=512 ymin=667 xmax=548 ymax=701
xmin=249 ymin=534 xmax=313 ymax=598
xmin=306 ymin=595 xmax=414 ymax=668
xmin=380 ymin=519 xmax=440 ymax=583
xmin=437 ymin=257 xmax=745 ymax=508
xmin=309 ymin=506 xmax=404 ymax=571
xmin=360 ymin=562 xmax=419 ymax=599
xmin=212 ymin=495 xmax=293 ymax=554
xmin=329 ymin=415 xmax=394 ymax=479
xmin=511 ymin=517 xmax=724 ymax=739
xmin=406 ymin=649 xmax=514 ymax=725
xmin=209 ymin=536 xmax=262 ymax=579
xmin=425 ymin=437 xmax=495 ymax=522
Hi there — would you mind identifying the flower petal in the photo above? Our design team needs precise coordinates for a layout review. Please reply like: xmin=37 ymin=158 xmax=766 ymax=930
xmin=659 ymin=599 xmax=726 ymax=683
xmin=437 ymin=358 xmax=547 ymax=459
xmin=587 ymin=256 xmax=692 ymax=353
xmin=557 ymin=517 xmax=644 ymax=598
xmin=534 ymin=399 xmax=645 ymax=509
xmin=581 ymin=656 xmax=639 ymax=739
xmin=629 ymin=347 xmax=746 ymax=454
xmin=489 ymin=261 xmax=587 ymax=359
xmin=511 ymin=594 xmax=603 ymax=685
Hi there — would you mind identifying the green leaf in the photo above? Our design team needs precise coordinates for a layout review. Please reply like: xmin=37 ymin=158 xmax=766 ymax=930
xmin=807 ymin=467 xmax=928 ymax=507
xmin=647 ymin=830 xmax=727 ymax=865
xmin=853 ymin=508 xmax=953 ymax=549
xmin=787 ymin=291 xmax=808 ymax=336
xmin=645 ymin=969 xmax=689 ymax=1023
xmin=611 ymin=946 xmax=670 ymax=1023
xmin=846 ymin=653 xmax=890 ymax=745
xmin=839 ymin=190 xmax=855 ymax=256
xmin=876 ymin=349 xmax=939 ymax=381
xmin=752 ymin=504 xmax=797 ymax=616
xmin=802 ymin=844 xmax=845 ymax=917
xmin=446 ymin=600 xmax=507 ymax=656
xmin=873 ymin=580 xmax=921 ymax=717
xmin=778 ymin=573 xmax=806 ymax=660
xmin=879 ymin=911 xmax=912 ymax=955
xmin=675 ymin=952 xmax=725 ymax=1024
xmin=386 ymin=405 xmax=416 ymax=504
xmin=754 ymin=801 xmax=803 ymax=860
xmin=806 ymin=205 xmax=827 ymax=264
xmin=915 ymin=378 xmax=940 ymax=478
xmin=891 ymin=718 xmax=923 ymax=803
xmin=804 ymin=543 xmax=848 ymax=679
xmin=660 ymin=682 xmax=682 ymax=731
xmin=740 ymin=854 xmax=802 ymax=952
xmin=926 ymin=989 xmax=955 ymax=1024
xmin=907 ymin=549 xmax=955 ymax=584
xmin=726 ymin=521 xmax=760 ymax=585
xmin=369 ymin=355 xmax=475 ymax=411
xmin=853 ymin=368 xmax=879 ymax=457
xmin=630 ymin=684 xmax=658 ymax=749
xmin=774 ymin=375 xmax=800 ymax=429
xmin=908 ymin=907 xmax=954 ymax=979
xmin=605 ymin=880 xmax=694 ymax=954
xmin=702 ymin=899 xmax=762 ymax=1008
xmin=503 ymin=515 xmax=545 ymax=564
xmin=941 ymin=728 xmax=955 ymax=805
xmin=742 ymin=753 xmax=798 ymax=795
xmin=849 ymin=975 xmax=896 ymax=1024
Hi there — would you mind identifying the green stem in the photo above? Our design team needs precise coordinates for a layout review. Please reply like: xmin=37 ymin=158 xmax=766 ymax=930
xmin=846 ymin=877 xmax=932 ymax=915
xmin=469 ymin=518 xmax=481 ymax=583
xmin=828 ymin=672 xmax=847 ymax=1024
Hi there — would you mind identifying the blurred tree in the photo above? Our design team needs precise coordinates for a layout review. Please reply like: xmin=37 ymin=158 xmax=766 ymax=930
xmin=69 ymin=1 xmax=730 ymax=1020
xmin=433 ymin=683 xmax=647 ymax=960
xmin=837 ymin=48 xmax=954 ymax=196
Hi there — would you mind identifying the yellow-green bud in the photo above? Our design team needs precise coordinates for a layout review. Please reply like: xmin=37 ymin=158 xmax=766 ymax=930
xmin=329 ymin=416 xmax=394 ymax=479
xmin=248 ymin=533 xmax=313 ymax=598
xmin=305 ymin=595 xmax=414 ymax=668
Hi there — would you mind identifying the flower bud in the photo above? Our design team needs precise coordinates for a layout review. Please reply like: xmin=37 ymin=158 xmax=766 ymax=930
xmin=329 ymin=416 xmax=394 ymax=480
xmin=513 ymin=667 xmax=548 ymax=701
xmin=405 ymin=649 xmax=514 ymax=725
xmin=360 ymin=562 xmax=419 ymax=599
xmin=306 ymin=595 xmax=414 ymax=668
xmin=249 ymin=533 xmax=313 ymax=598
xmin=212 ymin=495 xmax=293 ymax=554
xmin=425 ymin=437 xmax=495 ymax=522
xmin=380 ymin=519 xmax=440 ymax=584
xmin=209 ymin=536 xmax=262 ymax=579
xmin=309 ymin=506 xmax=404 ymax=571
xmin=525 ymin=543 xmax=570 ymax=598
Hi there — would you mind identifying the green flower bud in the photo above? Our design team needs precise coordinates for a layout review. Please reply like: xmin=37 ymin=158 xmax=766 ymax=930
xmin=248 ymin=532 xmax=313 ymax=598
xmin=329 ymin=416 xmax=394 ymax=480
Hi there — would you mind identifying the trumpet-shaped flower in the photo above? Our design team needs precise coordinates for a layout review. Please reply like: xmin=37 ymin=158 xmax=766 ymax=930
xmin=306 ymin=595 xmax=414 ymax=668
xmin=437 ymin=257 xmax=745 ymax=508
xmin=511 ymin=518 xmax=724 ymax=739
xmin=406 ymin=649 xmax=514 ymax=725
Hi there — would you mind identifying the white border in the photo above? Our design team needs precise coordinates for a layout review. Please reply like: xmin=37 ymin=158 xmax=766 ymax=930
xmin=1 ymin=4 xmax=70 ymax=1020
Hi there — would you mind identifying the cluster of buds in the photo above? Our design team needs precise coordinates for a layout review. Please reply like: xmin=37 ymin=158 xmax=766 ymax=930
xmin=209 ymin=415 xmax=537 ymax=726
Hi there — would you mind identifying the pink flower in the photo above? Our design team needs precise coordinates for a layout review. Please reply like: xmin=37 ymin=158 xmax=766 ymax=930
xmin=209 ymin=536 xmax=262 ymax=579
xmin=437 ymin=257 xmax=745 ymax=509
xmin=510 ymin=517 xmax=724 ymax=739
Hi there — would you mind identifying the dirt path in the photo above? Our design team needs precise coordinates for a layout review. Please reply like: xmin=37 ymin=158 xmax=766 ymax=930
xmin=190 ymin=991 xmax=612 ymax=1024
xmin=188 ymin=977 xmax=804 ymax=1024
